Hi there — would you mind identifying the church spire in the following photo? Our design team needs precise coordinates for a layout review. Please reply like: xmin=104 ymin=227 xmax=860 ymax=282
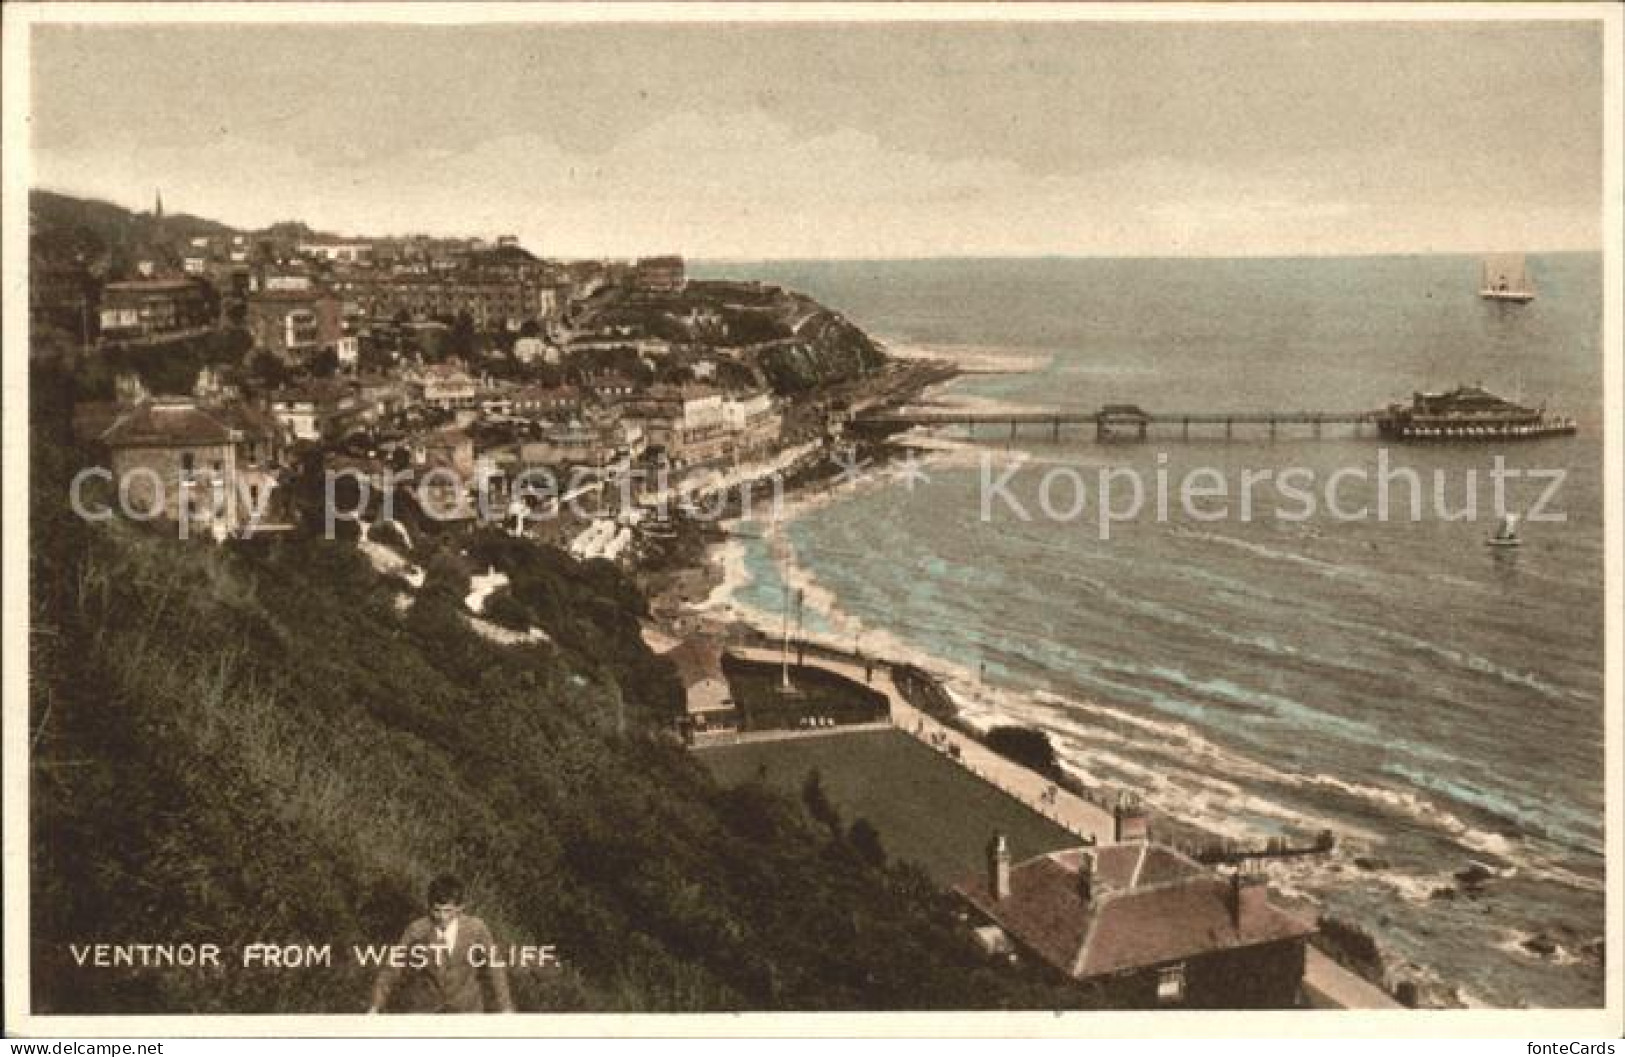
xmin=154 ymin=189 xmax=164 ymax=219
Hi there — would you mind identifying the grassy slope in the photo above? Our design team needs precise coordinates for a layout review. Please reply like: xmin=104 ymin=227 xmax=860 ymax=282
xmin=699 ymin=731 xmax=1080 ymax=887
xmin=27 ymin=386 xmax=1090 ymax=1014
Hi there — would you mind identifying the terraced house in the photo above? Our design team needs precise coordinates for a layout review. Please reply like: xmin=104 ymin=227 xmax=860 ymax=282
xmin=98 ymin=279 xmax=215 ymax=342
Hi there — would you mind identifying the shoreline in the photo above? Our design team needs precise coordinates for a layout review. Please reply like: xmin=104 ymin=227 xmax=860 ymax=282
xmin=643 ymin=345 xmax=1491 ymax=1009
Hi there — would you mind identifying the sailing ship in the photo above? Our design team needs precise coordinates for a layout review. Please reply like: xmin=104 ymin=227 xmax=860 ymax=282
xmin=1486 ymin=514 xmax=1521 ymax=549
xmin=1374 ymin=384 xmax=1576 ymax=441
xmin=1479 ymin=254 xmax=1536 ymax=303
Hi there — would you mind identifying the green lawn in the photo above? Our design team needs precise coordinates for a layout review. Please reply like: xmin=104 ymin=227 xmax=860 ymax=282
xmin=701 ymin=729 xmax=1079 ymax=887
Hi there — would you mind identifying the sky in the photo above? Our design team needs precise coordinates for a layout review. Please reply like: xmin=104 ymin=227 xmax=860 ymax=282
xmin=28 ymin=17 xmax=1607 ymax=259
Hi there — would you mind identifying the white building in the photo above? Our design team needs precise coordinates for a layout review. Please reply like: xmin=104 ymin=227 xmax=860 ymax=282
xmin=299 ymin=242 xmax=374 ymax=265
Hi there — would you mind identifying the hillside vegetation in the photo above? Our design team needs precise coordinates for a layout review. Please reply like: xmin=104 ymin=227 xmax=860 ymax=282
xmin=28 ymin=375 xmax=1086 ymax=1014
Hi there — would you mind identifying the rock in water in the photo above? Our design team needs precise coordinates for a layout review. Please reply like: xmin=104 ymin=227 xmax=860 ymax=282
xmin=1522 ymin=932 xmax=1558 ymax=957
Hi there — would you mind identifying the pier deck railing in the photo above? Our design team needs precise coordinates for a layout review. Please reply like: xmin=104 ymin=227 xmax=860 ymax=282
xmin=856 ymin=406 xmax=1380 ymax=441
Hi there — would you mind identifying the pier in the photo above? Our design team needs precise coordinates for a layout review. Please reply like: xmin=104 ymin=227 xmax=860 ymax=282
xmin=858 ymin=404 xmax=1378 ymax=441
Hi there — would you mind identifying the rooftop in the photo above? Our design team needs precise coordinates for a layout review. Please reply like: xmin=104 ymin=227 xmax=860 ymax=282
xmin=101 ymin=398 xmax=279 ymax=449
xmin=955 ymin=843 xmax=1315 ymax=980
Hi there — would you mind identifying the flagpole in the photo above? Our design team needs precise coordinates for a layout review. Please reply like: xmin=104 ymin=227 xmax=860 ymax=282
xmin=780 ymin=580 xmax=792 ymax=691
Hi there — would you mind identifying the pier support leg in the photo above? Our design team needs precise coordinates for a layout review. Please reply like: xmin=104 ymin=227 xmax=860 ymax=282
xmin=1313 ymin=418 xmax=1322 ymax=439
xmin=1182 ymin=418 xmax=1189 ymax=441
xmin=1010 ymin=421 xmax=1017 ymax=441
xmin=1269 ymin=419 xmax=1277 ymax=441
xmin=1225 ymin=419 xmax=1233 ymax=441
xmin=1138 ymin=422 xmax=1147 ymax=441
xmin=1052 ymin=419 xmax=1060 ymax=442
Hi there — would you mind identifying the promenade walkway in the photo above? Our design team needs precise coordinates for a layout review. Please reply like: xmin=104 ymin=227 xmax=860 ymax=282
xmin=1303 ymin=948 xmax=1405 ymax=1010
xmin=728 ymin=646 xmax=1117 ymax=845
xmin=692 ymin=720 xmax=891 ymax=749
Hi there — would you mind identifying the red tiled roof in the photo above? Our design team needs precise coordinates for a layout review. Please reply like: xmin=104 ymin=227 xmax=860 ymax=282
xmin=668 ymin=638 xmax=725 ymax=689
xmin=72 ymin=401 xmax=122 ymax=444
xmin=959 ymin=854 xmax=1094 ymax=972
xmin=101 ymin=399 xmax=276 ymax=448
xmin=955 ymin=844 xmax=1315 ymax=980
xmin=1078 ymin=873 xmax=1313 ymax=976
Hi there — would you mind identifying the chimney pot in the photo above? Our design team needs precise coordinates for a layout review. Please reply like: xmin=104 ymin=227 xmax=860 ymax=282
xmin=1229 ymin=869 xmax=1268 ymax=929
xmin=988 ymin=833 xmax=1012 ymax=901
xmin=1113 ymin=792 xmax=1149 ymax=843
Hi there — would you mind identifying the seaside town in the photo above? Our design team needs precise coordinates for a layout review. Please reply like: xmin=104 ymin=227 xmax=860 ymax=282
xmin=41 ymin=190 xmax=886 ymax=536
xmin=11 ymin=8 xmax=1614 ymax=1039
xmin=22 ymin=187 xmax=1442 ymax=1014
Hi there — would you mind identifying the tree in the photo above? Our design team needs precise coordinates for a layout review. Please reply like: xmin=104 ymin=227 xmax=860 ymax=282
xmin=985 ymin=726 xmax=1058 ymax=778
xmin=249 ymin=350 xmax=289 ymax=389
xmin=800 ymin=768 xmax=838 ymax=834
xmin=358 ymin=341 xmax=395 ymax=375
xmin=848 ymin=818 xmax=885 ymax=868
xmin=447 ymin=310 xmax=478 ymax=361
xmin=208 ymin=327 xmax=253 ymax=365
xmin=307 ymin=348 xmax=338 ymax=379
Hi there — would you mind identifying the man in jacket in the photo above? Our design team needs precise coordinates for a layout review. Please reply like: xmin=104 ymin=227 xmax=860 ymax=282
xmin=368 ymin=873 xmax=516 ymax=1013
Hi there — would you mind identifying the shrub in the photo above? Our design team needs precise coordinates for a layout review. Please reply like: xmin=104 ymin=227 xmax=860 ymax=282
xmin=984 ymin=726 xmax=1059 ymax=778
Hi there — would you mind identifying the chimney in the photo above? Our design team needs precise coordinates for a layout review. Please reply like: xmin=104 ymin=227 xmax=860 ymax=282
xmin=1113 ymin=792 xmax=1149 ymax=844
xmin=1229 ymin=868 xmax=1268 ymax=930
xmin=115 ymin=372 xmax=149 ymax=407
xmin=1076 ymin=850 xmax=1095 ymax=904
xmin=988 ymin=833 xmax=1011 ymax=901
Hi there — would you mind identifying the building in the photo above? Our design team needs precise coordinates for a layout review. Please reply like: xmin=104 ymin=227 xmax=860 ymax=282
xmin=722 ymin=392 xmax=782 ymax=456
xmin=633 ymin=256 xmax=686 ymax=294
xmin=245 ymin=289 xmax=330 ymax=361
xmin=348 ymin=374 xmax=409 ymax=423
xmin=253 ymin=267 xmax=315 ymax=294
xmin=405 ymin=362 xmax=479 ymax=410
xmin=99 ymin=397 xmax=285 ymax=534
xmin=582 ymin=372 xmax=638 ymax=401
xmin=666 ymin=637 xmax=739 ymax=741
xmin=513 ymin=336 xmax=560 ymax=365
xmin=509 ymin=384 xmax=585 ymax=419
xmin=622 ymin=386 xmax=733 ymax=469
xmin=413 ymin=427 xmax=477 ymax=478
xmin=269 ymin=382 xmax=360 ymax=444
xmin=346 ymin=270 xmax=557 ymax=332
xmin=98 ymin=279 xmax=214 ymax=342
xmin=519 ymin=419 xmax=644 ymax=472
xmin=956 ymin=837 xmax=1316 ymax=1009
xmin=299 ymin=241 xmax=374 ymax=266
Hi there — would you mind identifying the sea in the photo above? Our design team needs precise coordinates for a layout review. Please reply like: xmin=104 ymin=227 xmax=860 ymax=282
xmin=690 ymin=254 xmax=1607 ymax=1008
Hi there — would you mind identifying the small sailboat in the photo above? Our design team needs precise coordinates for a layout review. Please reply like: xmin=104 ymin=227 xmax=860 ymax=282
xmin=1479 ymin=254 xmax=1536 ymax=303
xmin=1486 ymin=513 xmax=1521 ymax=548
